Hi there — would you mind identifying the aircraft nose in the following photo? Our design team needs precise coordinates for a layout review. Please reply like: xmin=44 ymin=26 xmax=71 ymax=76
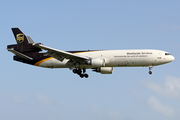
xmin=171 ymin=55 xmax=175 ymax=61
xmin=168 ymin=55 xmax=175 ymax=62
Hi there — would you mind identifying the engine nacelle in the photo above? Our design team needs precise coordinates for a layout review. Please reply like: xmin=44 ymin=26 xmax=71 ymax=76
xmin=94 ymin=67 xmax=113 ymax=74
xmin=87 ymin=58 xmax=105 ymax=67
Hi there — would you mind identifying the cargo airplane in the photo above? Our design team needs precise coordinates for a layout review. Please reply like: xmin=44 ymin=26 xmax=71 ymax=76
xmin=7 ymin=28 xmax=175 ymax=78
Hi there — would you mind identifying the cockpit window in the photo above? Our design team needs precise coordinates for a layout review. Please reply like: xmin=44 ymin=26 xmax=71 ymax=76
xmin=165 ymin=53 xmax=171 ymax=55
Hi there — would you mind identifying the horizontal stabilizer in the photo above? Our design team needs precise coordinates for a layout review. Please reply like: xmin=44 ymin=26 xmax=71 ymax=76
xmin=7 ymin=49 xmax=33 ymax=60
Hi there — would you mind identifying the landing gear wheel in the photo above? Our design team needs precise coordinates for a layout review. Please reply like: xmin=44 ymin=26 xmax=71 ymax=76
xmin=73 ymin=69 xmax=77 ymax=74
xmin=77 ymin=69 xmax=82 ymax=75
xmin=80 ymin=74 xmax=84 ymax=78
xmin=84 ymin=74 xmax=89 ymax=78
xmin=148 ymin=66 xmax=153 ymax=75
xmin=72 ymin=68 xmax=89 ymax=78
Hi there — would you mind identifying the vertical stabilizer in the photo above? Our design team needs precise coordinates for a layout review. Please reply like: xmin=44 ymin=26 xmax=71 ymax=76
xmin=8 ymin=28 xmax=42 ymax=53
xmin=11 ymin=28 xmax=29 ymax=44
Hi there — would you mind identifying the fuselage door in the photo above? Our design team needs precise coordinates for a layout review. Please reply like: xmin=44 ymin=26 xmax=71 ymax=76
xmin=154 ymin=52 xmax=163 ymax=65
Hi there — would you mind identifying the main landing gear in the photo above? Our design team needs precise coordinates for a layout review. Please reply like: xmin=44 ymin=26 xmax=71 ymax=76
xmin=73 ymin=68 xmax=89 ymax=78
xmin=149 ymin=66 xmax=153 ymax=75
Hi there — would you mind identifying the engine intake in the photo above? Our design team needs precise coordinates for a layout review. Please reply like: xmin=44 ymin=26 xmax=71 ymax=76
xmin=93 ymin=67 xmax=113 ymax=74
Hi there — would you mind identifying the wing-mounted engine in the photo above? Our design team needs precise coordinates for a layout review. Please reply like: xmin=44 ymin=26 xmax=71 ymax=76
xmin=93 ymin=67 xmax=113 ymax=74
xmin=87 ymin=58 xmax=105 ymax=67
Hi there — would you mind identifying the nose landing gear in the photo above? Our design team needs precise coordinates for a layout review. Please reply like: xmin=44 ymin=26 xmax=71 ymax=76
xmin=73 ymin=68 xmax=89 ymax=78
xmin=149 ymin=66 xmax=153 ymax=75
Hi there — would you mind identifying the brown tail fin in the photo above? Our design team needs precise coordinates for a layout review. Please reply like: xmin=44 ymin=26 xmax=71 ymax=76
xmin=12 ymin=28 xmax=29 ymax=44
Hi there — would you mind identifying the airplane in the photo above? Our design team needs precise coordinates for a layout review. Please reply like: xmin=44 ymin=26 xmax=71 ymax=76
xmin=7 ymin=28 xmax=175 ymax=78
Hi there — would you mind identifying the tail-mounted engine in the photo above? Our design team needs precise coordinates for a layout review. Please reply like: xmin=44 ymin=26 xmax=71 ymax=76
xmin=93 ymin=67 xmax=113 ymax=74
xmin=7 ymin=28 xmax=42 ymax=53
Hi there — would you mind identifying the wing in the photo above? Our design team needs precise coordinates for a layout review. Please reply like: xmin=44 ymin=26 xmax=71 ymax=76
xmin=34 ymin=43 xmax=89 ymax=64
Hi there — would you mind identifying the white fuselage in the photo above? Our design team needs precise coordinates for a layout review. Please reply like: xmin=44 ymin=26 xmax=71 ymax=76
xmin=37 ymin=49 xmax=174 ymax=69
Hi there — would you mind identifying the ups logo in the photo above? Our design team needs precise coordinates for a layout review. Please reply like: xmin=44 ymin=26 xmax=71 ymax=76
xmin=16 ymin=34 xmax=24 ymax=43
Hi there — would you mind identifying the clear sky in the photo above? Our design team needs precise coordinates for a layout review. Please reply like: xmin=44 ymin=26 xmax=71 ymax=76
xmin=1 ymin=0 xmax=180 ymax=120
